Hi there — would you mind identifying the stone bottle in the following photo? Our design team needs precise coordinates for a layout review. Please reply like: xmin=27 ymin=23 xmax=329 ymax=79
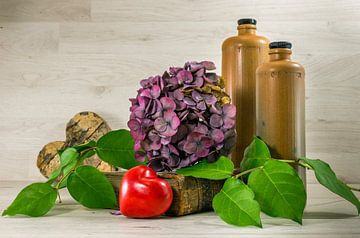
xmin=256 ymin=41 xmax=306 ymax=183
xmin=222 ymin=18 xmax=269 ymax=168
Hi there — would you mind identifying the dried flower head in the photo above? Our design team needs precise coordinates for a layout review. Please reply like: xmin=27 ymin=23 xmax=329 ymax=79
xmin=128 ymin=61 xmax=236 ymax=171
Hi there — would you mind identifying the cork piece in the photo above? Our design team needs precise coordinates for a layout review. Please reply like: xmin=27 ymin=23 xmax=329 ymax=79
xmin=37 ymin=112 xmax=115 ymax=178
xmin=104 ymin=171 xmax=225 ymax=216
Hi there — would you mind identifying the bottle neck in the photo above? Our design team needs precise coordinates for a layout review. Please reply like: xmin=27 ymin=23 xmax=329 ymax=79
xmin=237 ymin=24 xmax=256 ymax=35
xmin=269 ymin=48 xmax=292 ymax=61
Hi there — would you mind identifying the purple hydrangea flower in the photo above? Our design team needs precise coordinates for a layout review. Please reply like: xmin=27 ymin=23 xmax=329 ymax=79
xmin=210 ymin=104 xmax=236 ymax=129
xmin=183 ymin=132 xmax=214 ymax=158
xmin=128 ymin=61 xmax=236 ymax=172
xmin=154 ymin=111 xmax=180 ymax=137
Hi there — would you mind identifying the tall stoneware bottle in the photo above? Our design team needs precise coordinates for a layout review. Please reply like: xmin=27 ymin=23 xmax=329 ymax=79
xmin=256 ymin=41 xmax=306 ymax=183
xmin=222 ymin=18 xmax=269 ymax=168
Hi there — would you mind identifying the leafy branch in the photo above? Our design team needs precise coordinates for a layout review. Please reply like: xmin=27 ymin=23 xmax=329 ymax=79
xmin=2 ymin=129 xmax=143 ymax=217
xmin=177 ymin=137 xmax=360 ymax=227
xmin=3 ymin=132 xmax=359 ymax=229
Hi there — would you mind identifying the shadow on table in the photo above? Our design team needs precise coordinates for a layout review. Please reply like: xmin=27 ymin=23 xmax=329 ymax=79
xmin=47 ymin=204 xmax=79 ymax=216
xmin=303 ymin=212 xmax=357 ymax=219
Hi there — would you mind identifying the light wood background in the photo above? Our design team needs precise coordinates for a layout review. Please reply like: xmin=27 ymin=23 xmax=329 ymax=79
xmin=0 ymin=0 xmax=359 ymax=183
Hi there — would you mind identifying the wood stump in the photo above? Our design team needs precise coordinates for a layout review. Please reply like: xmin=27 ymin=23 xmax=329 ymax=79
xmin=104 ymin=171 xmax=225 ymax=216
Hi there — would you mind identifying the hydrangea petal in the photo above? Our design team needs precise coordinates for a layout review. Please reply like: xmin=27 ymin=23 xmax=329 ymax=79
xmin=200 ymin=61 xmax=216 ymax=70
xmin=150 ymin=140 xmax=162 ymax=150
xmin=191 ymin=90 xmax=202 ymax=102
xmin=176 ymin=101 xmax=187 ymax=111
xmin=154 ymin=117 xmax=167 ymax=132
xmin=196 ymin=147 xmax=209 ymax=157
xmin=148 ymin=129 xmax=160 ymax=142
xmin=193 ymin=76 xmax=204 ymax=87
xmin=173 ymin=89 xmax=184 ymax=100
xmin=183 ymin=141 xmax=197 ymax=154
xmin=193 ymin=124 xmax=208 ymax=134
xmin=168 ymin=144 xmax=179 ymax=156
xmin=210 ymin=129 xmax=225 ymax=143
xmin=195 ymin=68 xmax=205 ymax=77
xmin=203 ymin=95 xmax=217 ymax=105
xmin=201 ymin=137 xmax=214 ymax=148
xmin=160 ymin=136 xmax=171 ymax=145
xmin=223 ymin=117 xmax=235 ymax=129
xmin=170 ymin=115 xmax=181 ymax=130
xmin=151 ymin=85 xmax=161 ymax=99
xmin=223 ymin=104 xmax=236 ymax=118
xmin=178 ymin=157 xmax=190 ymax=168
xmin=183 ymin=97 xmax=196 ymax=106
xmin=161 ymin=126 xmax=177 ymax=137
xmin=189 ymin=154 xmax=198 ymax=163
xmin=210 ymin=114 xmax=223 ymax=128
xmin=148 ymin=158 xmax=164 ymax=172
xmin=177 ymin=69 xmax=193 ymax=83
xmin=196 ymin=101 xmax=206 ymax=111
xmin=127 ymin=119 xmax=140 ymax=131
xmin=166 ymin=155 xmax=180 ymax=167
xmin=134 ymin=140 xmax=142 ymax=151
xmin=135 ymin=151 xmax=146 ymax=162
xmin=160 ymin=97 xmax=176 ymax=111
xmin=204 ymin=73 xmax=218 ymax=83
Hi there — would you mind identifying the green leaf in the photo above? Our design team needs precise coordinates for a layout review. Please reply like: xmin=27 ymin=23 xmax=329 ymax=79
xmin=67 ymin=165 xmax=117 ymax=209
xmin=57 ymin=159 xmax=78 ymax=189
xmin=58 ymin=141 xmax=96 ymax=156
xmin=176 ymin=156 xmax=234 ymax=180
xmin=248 ymin=160 xmax=306 ymax=224
xmin=96 ymin=129 xmax=145 ymax=169
xmin=2 ymin=183 xmax=57 ymax=217
xmin=213 ymin=178 xmax=262 ymax=227
xmin=47 ymin=167 xmax=62 ymax=184
xmin=301 ymin=157 xmax=360 ymax=214
xmin=78 ymin=149 xmax=96 ymax=163
xmin=240 ymin=137 xmax=271 ymax=172
xmin=47 ymin=148 xmax=79 ymax=183
xmin=60 ymin=148 xmax=79 ymax=168
xmin=73 ymin=140 xmax=97 ymax=152
xmin=57 ymin=149 xmax=96 ymax=189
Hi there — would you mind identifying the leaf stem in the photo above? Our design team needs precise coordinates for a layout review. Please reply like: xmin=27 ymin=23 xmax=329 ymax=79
xmin=347 ymin=185 xmax=360 ymax=192
xmin=277 ymin=159 xmax=312 ymax=170
xmin=57 ymin=191 xmax=62 ymax=203
xmin=233 ymin=166 xmax=263 ymax=179
xmin=79 ymin=147 xmax=96 ymax=156
xmin=55 ymin=168 xmax=72 ymax=190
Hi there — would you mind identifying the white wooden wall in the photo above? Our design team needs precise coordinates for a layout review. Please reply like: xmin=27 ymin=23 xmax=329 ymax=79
xmin=0 ymin=0 xmax=359 ymax=183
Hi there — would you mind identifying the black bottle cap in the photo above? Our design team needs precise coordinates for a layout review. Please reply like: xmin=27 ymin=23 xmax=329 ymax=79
xmin=237 ymin=18 xmax=257 ymax=25
xmin=269 ymin=41 xmax=292 ymax=49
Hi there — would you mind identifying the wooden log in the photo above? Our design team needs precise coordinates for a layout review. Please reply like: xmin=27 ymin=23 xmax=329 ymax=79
xmin=104 ymin=171 xmax=225 ymax=216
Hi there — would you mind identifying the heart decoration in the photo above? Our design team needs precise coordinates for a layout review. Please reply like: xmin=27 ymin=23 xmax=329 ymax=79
xmin=120 ymin=166 xmax=173 ymax=218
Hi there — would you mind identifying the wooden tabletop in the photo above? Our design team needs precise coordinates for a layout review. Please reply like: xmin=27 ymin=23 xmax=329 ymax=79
xmin=1 ymin=181 xmax=359 ymax=238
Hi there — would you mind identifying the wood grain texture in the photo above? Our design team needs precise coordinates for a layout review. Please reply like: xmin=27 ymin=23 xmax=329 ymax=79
xmin=0 ymin=0 xmax=90 ymax=22
xmin=1 ymin=181 xmax=360 ymax=237
xmin=91 ymin=0 xmax=360 ymax=22
xmin=0 ymin=0 xmax=359 ymax=183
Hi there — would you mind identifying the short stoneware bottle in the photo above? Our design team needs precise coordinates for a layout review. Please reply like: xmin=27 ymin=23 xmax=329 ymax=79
xmin=256 ymin=41 xmax=306 ymax=183
xmin=222 ymin=18 xmax=270 ymax=168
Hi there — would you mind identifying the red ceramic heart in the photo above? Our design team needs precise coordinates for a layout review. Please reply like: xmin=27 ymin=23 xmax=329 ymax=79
xmin=119 ymin=166 xmax=173 ymax=218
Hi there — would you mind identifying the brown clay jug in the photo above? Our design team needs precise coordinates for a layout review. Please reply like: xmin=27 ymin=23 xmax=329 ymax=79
xmin=222 ymin=18 xmax=269 ymax=168
xmin=256 ymin=41 xmax=306 ymax=183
